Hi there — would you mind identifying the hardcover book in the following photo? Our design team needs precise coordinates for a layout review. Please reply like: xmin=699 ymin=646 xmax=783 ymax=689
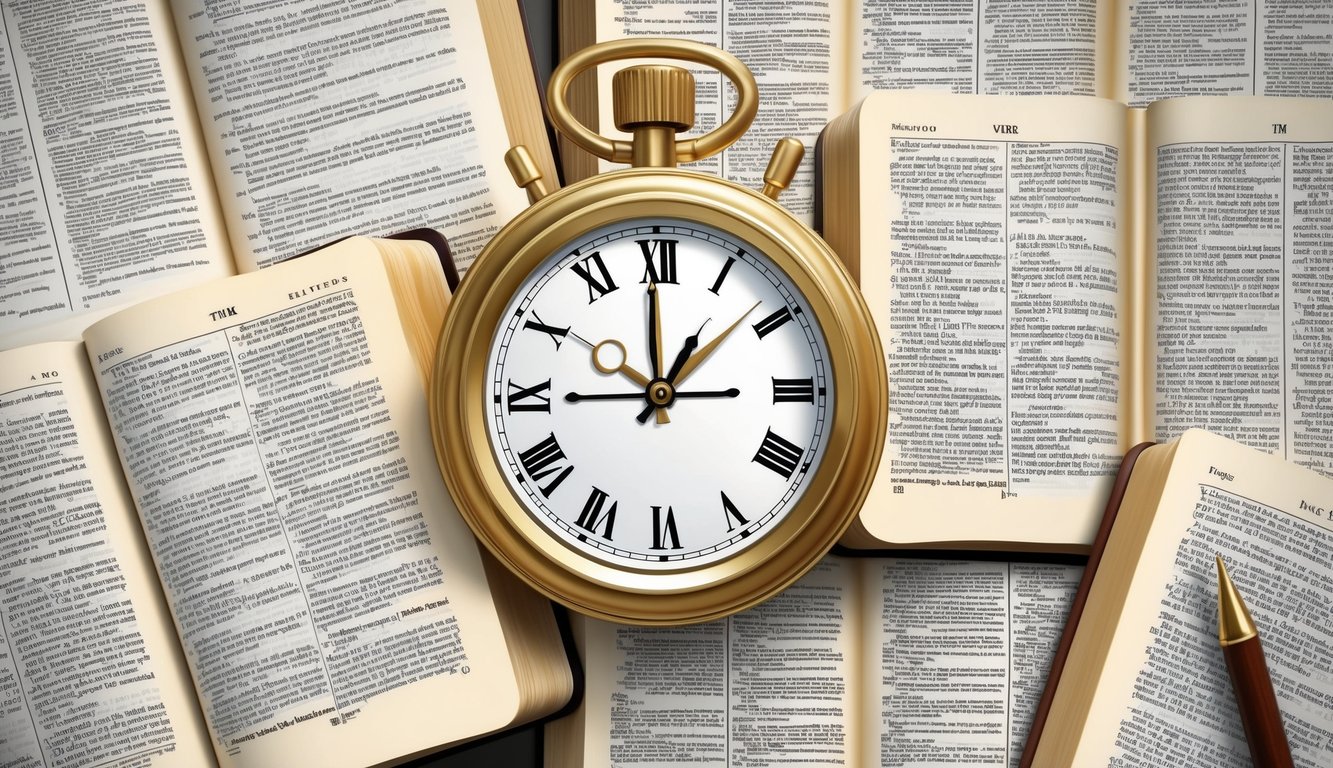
xmin=819 ymin=91 xmax=1333 ymax=552
xmin=1022 ymin=429 xmax=1333 ymax=766
xmin=0 ymin=238 xmax=574 ymax=767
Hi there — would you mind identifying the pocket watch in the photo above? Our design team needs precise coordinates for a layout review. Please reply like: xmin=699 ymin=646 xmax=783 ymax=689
xmin=429 ymin=39 xmax=885 ymax=625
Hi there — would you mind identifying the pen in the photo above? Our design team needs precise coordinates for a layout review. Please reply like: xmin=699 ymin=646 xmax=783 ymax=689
xmin=1216 ymin=555 xmax=1295 ymax=768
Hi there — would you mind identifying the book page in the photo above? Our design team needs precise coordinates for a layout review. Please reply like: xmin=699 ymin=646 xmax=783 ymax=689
xmin=1069 ymin=430 xmax=1332 ymax=766
xmin=1147 ymin=96 xmax=1333 ymax=477
xmin=1117 ymin=1 xmax=1333 ymax=106
xmin=853 ymin=91 xmax=1131 ymax=549
xmin=80 ymin=242 xmax=519 ymax=768
xmin=0 ymin=0 xmax=232 ymax=348
xmin=578 ymin=557 xmax=858 ymax=766
xmin=171 ymin=0 xmax=529 ymax=272
xmin=862 ymin=558 xmax=1081 ymax=767
xmin=855 ymin=0 xmax=1106 ymax=99
xmin=588 ymin=0 xmax=850 ymax=222
xmin=0 ymin=343 xmax=212 ymax=766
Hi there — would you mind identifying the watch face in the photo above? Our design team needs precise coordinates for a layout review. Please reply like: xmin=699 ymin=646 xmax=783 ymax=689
xmin=486 ymin=218 xmax=833 ymax=570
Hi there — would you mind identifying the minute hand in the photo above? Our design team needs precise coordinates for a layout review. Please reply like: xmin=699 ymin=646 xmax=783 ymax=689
xmin=670 ymin=300 xmax=761 ymax=387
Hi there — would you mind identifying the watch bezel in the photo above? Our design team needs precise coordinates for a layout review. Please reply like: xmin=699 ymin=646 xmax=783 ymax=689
xmin=430 ymin=168 xmax=886 ymax=625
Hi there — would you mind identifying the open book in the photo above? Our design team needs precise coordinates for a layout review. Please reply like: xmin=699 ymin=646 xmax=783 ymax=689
xmin=559 ymin=0 xmax=1333 ymax=217
xmin=0 ymin=238 xmax=573 ymax=767
xmin=1023 ymin=429 xmax=1333 ymax=766
xmin=545 ymin=554 xmax=1083 ymax=767
xmin=1 ymin=0 xmax=554 ymax=349
xmin=818 ymin=91 xmax=1333 ymax=552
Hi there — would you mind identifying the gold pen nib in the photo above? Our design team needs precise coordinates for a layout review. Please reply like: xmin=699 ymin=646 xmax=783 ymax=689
xmin=1217 ymin=555 xmax=1259 ymax=646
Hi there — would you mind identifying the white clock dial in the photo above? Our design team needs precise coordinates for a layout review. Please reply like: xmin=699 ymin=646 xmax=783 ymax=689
xmin=486 ymin=218 xmax=833 ymax=570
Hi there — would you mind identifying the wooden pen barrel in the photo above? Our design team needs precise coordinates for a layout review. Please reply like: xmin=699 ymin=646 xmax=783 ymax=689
xmin=1224 ymin=637 xmax=1295 ymax=768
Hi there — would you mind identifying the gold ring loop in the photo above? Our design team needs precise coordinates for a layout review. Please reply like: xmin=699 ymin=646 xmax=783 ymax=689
xmin=547 ymin=38 xmax=758 ymax=165
xmin=591 ymin=339 xmax=628 ymax=374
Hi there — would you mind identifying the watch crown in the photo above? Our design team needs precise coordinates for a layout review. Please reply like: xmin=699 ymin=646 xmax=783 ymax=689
xmin=504 ymin=145 xmax=550 ymax=204
xmin=612 ymin=65 xmax=695 ymax=133
xmin=761 ymin=138 xmax=805 ymax=201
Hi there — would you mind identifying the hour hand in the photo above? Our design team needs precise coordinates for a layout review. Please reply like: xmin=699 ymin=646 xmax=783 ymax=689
xmin=672 ymin=300 xmax=761 ymax=387
xmin=665 ymin=321 xmax=704 ymax=384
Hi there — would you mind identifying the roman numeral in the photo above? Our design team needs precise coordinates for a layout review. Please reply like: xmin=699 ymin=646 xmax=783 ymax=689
xmin=575 ymin=487 xmax=618 ymax=540
xmin=772 ymin=377 xmax=815 ymax=404
xmin=637 ymin=239 xmax=679 ymax=284
xmin=507 ymin=378 xmax=551 ymax=413
xmin=720 ymin=491 xmax=748 ymax=533
xmin=523 ymin=312 xmax=569 ymax=350
xmin=651 ymin=505 xmax=682 ymax=550
xmin=709 ymin=256 xmax=735 ymax=295
xmin=752 ymin=306 xmax=793 ymax=339
xmin=517 ymin=433 xmax=573 ymax=497
xmin=569 ymin=251 xmax=618 ymax=303
xmin=752 ymin=428 xmax=804 ymax=479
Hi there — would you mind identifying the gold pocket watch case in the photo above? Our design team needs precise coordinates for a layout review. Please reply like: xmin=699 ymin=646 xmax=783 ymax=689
xmin=429 ymin=39 xmax=886 ymax=624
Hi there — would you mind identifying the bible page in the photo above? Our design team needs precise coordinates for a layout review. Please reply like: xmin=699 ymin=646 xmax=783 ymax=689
xmin=1061 ymin=430 xmax=1332 ymax=766
xmin=0 ymin=343 xmax=213 ymax=766
xmin=1147 ymin=96 xmax=1333 ymax=477
xmin=577 ymin=557 xmax=859 ymax=766
xmin=1115 ymin=1 xmax=1333 ymax=107
xmin=861 ymin=558 xmax=1081 ymax=767
xmin=0 ymin=0 xmax=232 ymax=349
xmin=80 ymin=242 xmax=519 ymax=767
xmin=170 ymin=0 xmax=530 ymax=272
xmin=854 ymin=0 xmax=1108 ymax=99
xmin=853 ymin=91 xmax=1131 ymax=549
